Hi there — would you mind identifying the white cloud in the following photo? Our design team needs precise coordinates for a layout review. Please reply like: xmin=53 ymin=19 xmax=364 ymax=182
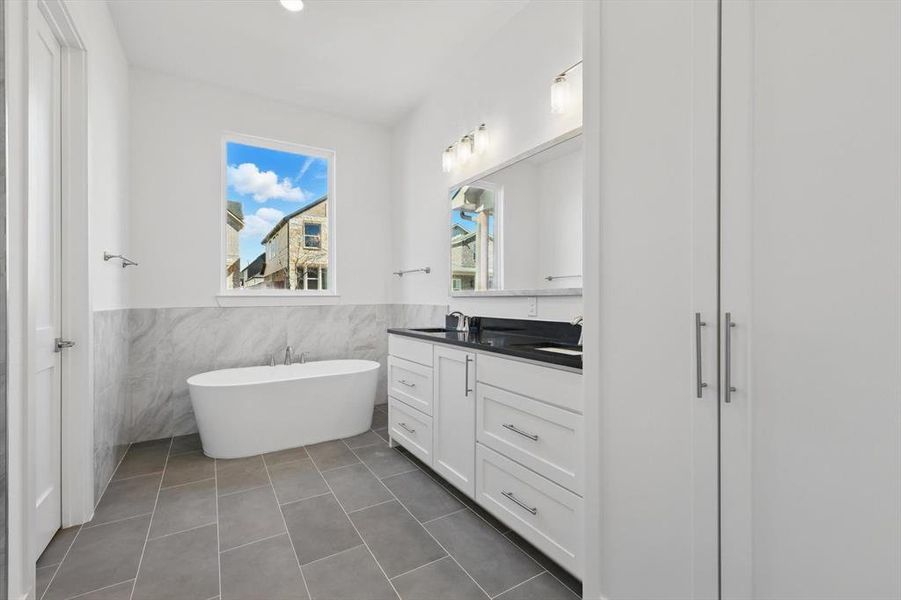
xmin=241 ymin=207 xmax=285 ymax=238
xmin=296 ymin=156 xmax=315 ymax=181
xmin=227 ymin=162 xmax=309 ymax=202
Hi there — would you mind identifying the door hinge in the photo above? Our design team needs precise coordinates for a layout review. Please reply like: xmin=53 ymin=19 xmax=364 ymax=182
xmin=54 ymin=337 xmax=76 ymax=352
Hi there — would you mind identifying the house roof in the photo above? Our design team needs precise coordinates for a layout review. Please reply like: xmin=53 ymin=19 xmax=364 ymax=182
xmin=241 ymin=252 xmax=266 ymax=279
xmin=261 ymin=195 xmax=328 ymax=244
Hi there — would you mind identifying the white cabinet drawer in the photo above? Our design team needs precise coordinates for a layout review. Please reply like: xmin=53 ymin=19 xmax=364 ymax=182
xmin=388 ymin=335 xmax=434 ymax=367
xmin=388 ymin=356 xmax=433 ymax=415
xmin=477 ymin=383 xmax=583 ymax=495
xmin=476 ymin=444 xmax=582 ymax=577
xmin=389 ymin=398 xmax=433 ymax=466
xmin=477 ymin=354 xmax=582 ymax=413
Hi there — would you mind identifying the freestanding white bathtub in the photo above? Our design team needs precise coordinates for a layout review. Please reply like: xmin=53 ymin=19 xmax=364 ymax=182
xmin=187 ymin=359 xmax=380 ymax=459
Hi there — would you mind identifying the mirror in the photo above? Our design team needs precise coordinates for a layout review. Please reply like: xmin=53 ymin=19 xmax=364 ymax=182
xmin=449 ymin=131 xmax=582 ymax=296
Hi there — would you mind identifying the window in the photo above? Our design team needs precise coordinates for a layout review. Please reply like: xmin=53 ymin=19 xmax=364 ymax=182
xmin=223 ymin=134 xmax=335 ymax=294
xmin=450 ymin=183 xmax=499 ymax=291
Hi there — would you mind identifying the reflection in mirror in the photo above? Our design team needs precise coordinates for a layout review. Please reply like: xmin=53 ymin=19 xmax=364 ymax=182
xmin=449 ymin=132 xmax=582 ymax=295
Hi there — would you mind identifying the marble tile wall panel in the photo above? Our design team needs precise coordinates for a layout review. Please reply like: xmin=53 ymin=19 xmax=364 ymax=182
xmin=93 ymin=309 xmax=132 ymax=504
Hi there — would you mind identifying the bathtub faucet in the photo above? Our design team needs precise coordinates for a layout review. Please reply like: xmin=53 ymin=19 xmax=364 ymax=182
xmin=299 ymin=352 xmax=306 ymax=364
xmin=284 ymin=346 xmax=294 ymax=365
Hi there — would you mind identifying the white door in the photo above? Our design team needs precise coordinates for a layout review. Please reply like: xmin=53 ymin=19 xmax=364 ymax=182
xmin=720 ymin=1 xmax=901 ymax=597
xmin=29 ymin=6 xmax=63 ymax=558
xmin=433 ymin=346 xmax=476 ymax=498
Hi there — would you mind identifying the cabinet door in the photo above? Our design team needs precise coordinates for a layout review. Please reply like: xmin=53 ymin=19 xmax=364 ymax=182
xmin=432 ymin=346 xmax=476 ymax=498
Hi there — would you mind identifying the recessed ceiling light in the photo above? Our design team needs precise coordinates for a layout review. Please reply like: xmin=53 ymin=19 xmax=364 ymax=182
xmin=279 ymin=0 xmax=304 ymax=12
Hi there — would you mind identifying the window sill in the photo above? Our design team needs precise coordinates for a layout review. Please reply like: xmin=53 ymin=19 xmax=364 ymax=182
xmin=216 ymin=292 xmax=341 ymax=307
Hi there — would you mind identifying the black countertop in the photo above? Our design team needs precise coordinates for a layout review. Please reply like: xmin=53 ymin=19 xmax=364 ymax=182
xmin=387 ymin=321 xmax=582 ymax=370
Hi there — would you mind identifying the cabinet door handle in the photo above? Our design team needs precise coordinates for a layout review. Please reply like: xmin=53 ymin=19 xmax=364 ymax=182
xmin=502 ymin=423 xmax=539 ymax=441
xmin=464 ymin=355 xmax=473 ymax=396
xmin=725 ymin=313 xmax=737 ymax=403
xmin=398 ymin=379 xmax=416 ymax=388
xmin=501 ymin=491 xmax=538 ymax=515
xmin=695 ymin=313 xmax=708 ymax=398
xmin=399 ymin=422 xmax=416 ymax=434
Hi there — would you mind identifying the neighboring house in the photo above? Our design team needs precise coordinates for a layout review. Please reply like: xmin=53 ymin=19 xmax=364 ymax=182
xmin=260 ymin=195 xmax=328 ymax=290
xmin=225 ymin=200 xmax=244 ymax=289
xmin=451 ymin=225 xmax=494 ymax=291
xmin=239 ymin=252 xmax=267 ymax=288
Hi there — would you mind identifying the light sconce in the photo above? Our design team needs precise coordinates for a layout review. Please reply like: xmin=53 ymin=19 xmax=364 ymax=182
xmin=279 ymin=0 xmax=305 ymax=12
xmin=442 ymin=145 xmax=456 ymax=173
xmin=551 ymin=59 xmax=582 ymax=114
xmin=442 ymin=124 xmax=489 ymax=172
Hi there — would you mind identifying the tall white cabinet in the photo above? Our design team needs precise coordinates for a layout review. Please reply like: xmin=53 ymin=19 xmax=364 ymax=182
xmin=595 ymin=0 xmax=901 ymax=599
xmin=432 ymin=346 xmax=476 ymax=497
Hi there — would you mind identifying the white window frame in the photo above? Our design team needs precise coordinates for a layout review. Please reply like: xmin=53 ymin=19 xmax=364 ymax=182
xmin=219 ymin=132 xmax=337 ymax=299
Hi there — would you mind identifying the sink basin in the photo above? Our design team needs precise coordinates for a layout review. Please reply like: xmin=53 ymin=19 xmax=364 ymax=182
xmin=410 ymin=327 xmax=457 ymax=333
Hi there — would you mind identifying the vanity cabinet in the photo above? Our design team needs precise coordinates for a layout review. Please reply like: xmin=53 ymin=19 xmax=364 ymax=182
xmin=387 ymin=333 xmax=584 ymax=578
xmin=432 ymin=346 xmax=476 ymax=497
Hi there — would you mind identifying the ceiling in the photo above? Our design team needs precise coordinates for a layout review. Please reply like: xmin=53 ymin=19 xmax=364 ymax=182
xmin=107 ymin=0 xmax=529 ymax=125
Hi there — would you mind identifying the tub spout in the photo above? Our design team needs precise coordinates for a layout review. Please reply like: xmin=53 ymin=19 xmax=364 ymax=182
xmin=285 ymin=346 xmax=293 ymax=365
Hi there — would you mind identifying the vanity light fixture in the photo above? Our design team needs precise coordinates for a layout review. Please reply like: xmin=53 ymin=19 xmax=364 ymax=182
xmin=473 ymin=123 xmax=490 ymax=155
xmin=456 ymin=134 xmax=474 ymax=165
xmin=551 ymin=59 xmax=582 ymax=114
xmin=279 ymin=0 xmax=305 ymax=12
xmin=442 ymin=145 xmax=456 ymax=173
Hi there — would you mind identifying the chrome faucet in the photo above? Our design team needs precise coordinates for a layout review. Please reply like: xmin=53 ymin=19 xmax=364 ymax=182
xmin=571 ymin=315 xmax=584 ymax=347
xmin=449 ymin=311 xmax=469 ymax=332
xmin=299 ymin=352 xmax=306 ymax=364
xmin=284 ymin=346 xmax=294 ymax=365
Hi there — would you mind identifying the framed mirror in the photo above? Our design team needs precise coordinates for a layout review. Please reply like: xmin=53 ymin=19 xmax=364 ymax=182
xmin=449 ymin=129 xmax=582 ymax=297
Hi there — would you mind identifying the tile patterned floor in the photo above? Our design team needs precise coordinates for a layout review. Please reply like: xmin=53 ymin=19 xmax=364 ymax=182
xmin=37 ymin=405 xmax=582 ymax=600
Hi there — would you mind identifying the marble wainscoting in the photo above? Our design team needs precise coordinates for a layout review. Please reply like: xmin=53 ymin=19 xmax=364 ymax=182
xmin=93 ymin=309 xmax=132 ymax=502
xmin=126 ymin=304 xmax=447 ymax=443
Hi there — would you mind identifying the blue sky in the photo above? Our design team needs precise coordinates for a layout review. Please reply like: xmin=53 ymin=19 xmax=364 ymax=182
xmin=226 ymin=141 xmax=328 ymax=266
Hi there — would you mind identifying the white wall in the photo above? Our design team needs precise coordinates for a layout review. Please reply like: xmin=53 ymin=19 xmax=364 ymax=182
xmin=128 ymin=69 xmax=394 ymax=308
xmin=391 ymin=0 xmax=584 ymax=321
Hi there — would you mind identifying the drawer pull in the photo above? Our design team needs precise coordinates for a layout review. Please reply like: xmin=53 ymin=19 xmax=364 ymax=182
xmin=501 ymin=490 xmax=538 ymax=515
xmin=398 ymin=422 xmax=416 ymax=434
xmin=502 ymin=423 xmax=539 ymax=441
xmin=398 ymin=379 xmax=416 ymax=388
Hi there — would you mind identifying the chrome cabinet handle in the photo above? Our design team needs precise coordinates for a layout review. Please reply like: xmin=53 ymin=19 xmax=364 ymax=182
xmin=695 ymin=313 xmax=708 ymax=398
xmin=399 ymin=422 xmax=416 ymax=434
xmin=398 ymin=379 xmax=416 ymax=388
xmin=502 ymin=423 xmax=539 ymax=441
xmin=464 ymin=355 xmax=473 ymax=396
xmin=725 ymin=313 xmax=736 ymax=403
xmin=501 ymin=491 xmax=538 ymax=515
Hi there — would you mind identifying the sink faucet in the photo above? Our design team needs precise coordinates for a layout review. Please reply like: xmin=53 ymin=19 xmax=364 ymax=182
xmin=571 ymin=315 xmax=584 ymax=347
xmin=299 ymin=352 xmax=306 ymax=364
xmin=284 ymin=346 xmax=294 ymax=365
xmin=449 ymin=311 xmax=469 ymax=332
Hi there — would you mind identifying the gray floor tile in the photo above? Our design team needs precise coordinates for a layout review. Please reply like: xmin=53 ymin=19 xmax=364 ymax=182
xmin=36 ymin=565 xmax=56 ymax=599
xmin=70 ymin=580 xmax=135 ymax=600
xmin=282 ymin=494 xmax=361 ymax=564
xmin=216 ymin=455 xmax=270 ymax=496
xmin=391 ymin=556 xmax=488 ymax=600
xmin=43 ymin=515 xmax=150 ymax=600
xmin=132 ymin=524 xmax=218 ymax=600
xmin=425 ymin=510 xmax=542 ymax=596
xmin=353 ymin=443 xmax=415 ymax=479
xmin=495 ymin=572 xmax=580 ymax=600
xmin=268 ymin=457 xmax=329 ymax=504
xmin=306 ymin=440 xmax=359 ymax=471
xmin=382 ymin=470 xmax=463 ymax=523
xmin=323 ymin=464 xmax=392 ymax=513
xmin=373 ymin=427 xmax=390 ymax=443
xmin=169 ymin=433 xmax=202 ymax=456
xmin=263 ymin=446 xmax=309 ymax=467
xmin=218 ymin=485 xmax=286 ymax=550
xmin=302 ymin=545 xmax=396 ymax=600
xmin=150 ymin=478 xmax=217 ymax=539
xmin=349 ymin=500 xmax=445 ymax=578
xmin=89 ymin=473 xmax=160 ymax=527
xmin=372 ymin=409 xmax=388 ymax=429
xmin=344 ymin=430 xmax=384 ymax=449
xmin=432 ymin=475 xmax=511 ymax=534
xmin=221 ymin=534 xmax=308 ymax=600
xmin=503 ymin=531 xmax=582 ymax=596
xmin=37 ymin=526 xmax=80 ymax=567
xmin=162 ymin=451 xmax=214 ymax=488
xmin=113 ymin=442 xmax=169 ymax=480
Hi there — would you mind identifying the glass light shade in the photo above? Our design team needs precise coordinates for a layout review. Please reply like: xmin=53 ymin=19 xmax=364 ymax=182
xmin=550 ymin=75 xmax=570 ymax=114
xmin=280 ymin=0 xmax=305 ymax=12
xmin=474 ymin=124 xmax=490 ymax=154
xmin=456 ymin=136 xmax=473 ymax=164
xmin=442 ymin=146 xmax=456 ymax=173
